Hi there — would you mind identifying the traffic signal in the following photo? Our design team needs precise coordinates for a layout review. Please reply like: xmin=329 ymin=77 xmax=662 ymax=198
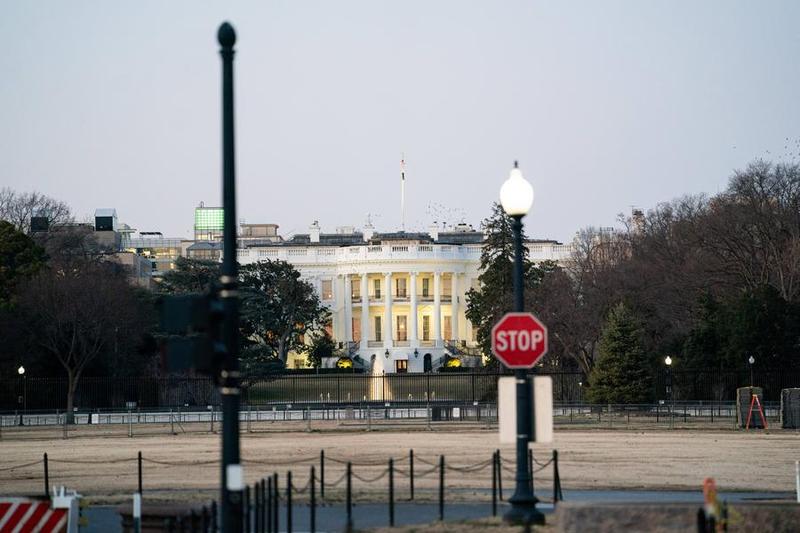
xmin=159 ymin=289 xmax=226 ymax=378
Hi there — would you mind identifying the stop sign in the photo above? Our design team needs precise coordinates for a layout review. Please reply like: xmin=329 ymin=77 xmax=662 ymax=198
xmin=491 ymin=312 xmax=549 ymax=369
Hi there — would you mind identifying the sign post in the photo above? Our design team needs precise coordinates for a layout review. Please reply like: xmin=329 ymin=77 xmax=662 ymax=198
xmin=492 ymin=311 xmax=548 ymax=525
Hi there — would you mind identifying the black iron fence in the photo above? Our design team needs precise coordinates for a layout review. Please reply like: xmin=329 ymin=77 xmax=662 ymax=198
xmin=1 ymin=369 xmax=798 ymax=411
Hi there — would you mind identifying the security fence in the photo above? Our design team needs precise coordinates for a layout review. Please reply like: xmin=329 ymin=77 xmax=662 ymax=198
xmin=1 ymin=369 xmax=798 ymax=411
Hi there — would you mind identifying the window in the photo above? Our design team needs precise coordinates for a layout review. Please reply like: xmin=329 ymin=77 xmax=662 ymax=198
xmin=442 ymin=279 xmax=452 ymax=298
xmin=422 ymin=316 xmax=430 ymax=341
xmin=443 ymin=316 xmax=452 ymax=341
xmin=422 ymin=278 xmax=430 ymax=297
xmin=395 ymin=360 xmax=408 ymax=374
xmin=352 ymin=318 xmax=361 ymax=342
xmin=396 ymin=278 xmax=407 ymax=298
xmin=374 ymin=316 xmax=382 ymax=342
xmin=471 ymin=322 xmax=478 ymax=342
xmin=352 ymin=279 xmax=361 ymax=299
xmin=397 ymin=316 xmax=407 ymax=341
xmin=321 ymin=280 xmax=333 ymax=300
xmin=374 ymin=279 xmax=381 ymax=299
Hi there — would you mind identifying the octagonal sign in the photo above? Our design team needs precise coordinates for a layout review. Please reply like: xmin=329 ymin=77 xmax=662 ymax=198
xmin=491 ymin=312 xmax=549 ymax=369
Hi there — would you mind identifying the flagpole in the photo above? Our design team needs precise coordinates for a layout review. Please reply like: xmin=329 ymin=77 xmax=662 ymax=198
xmin=401 ymin=155 xmax=406 ymax=231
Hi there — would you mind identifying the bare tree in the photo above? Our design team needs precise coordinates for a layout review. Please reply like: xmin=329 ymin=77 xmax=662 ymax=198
xmin=18 ymin=261 xmax=142 ymax=422
xmin=0 ymin=188 xmax=72 ymax=234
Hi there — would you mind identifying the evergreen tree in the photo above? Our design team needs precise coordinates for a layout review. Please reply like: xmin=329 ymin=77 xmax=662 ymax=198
xmin=466 ymin=203 xmax=529 ymax=366
xmin=306 ymin=332 xmax=340 ymax=369
xmin=587 ymin=302 xmax=652 ymax=403
xmin=465 ymin=203 xmax=556 ymax=366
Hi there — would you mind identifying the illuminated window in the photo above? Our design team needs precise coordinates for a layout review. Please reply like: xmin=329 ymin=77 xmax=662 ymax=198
xmin=374 ymin=316 xmax=382 ymax=342
xmin=352 ymin=318 xmax=361 ymax=342
xmin=321 ymin=280 xmax=333 ymax=300
xmin=395 ymin=360 xmax=408 ymax=373
xmin=397 ymin=316 xmax=407 ymax=341
xmin=443 ymin=316 xmax=452 ymax=340
xmin=422 ymin=316 xmax=430 ymax=341
xmin=351 ymin=279 xmax=361 ymax=299
xmin=396 ymin=278 xmax=407 ymax=298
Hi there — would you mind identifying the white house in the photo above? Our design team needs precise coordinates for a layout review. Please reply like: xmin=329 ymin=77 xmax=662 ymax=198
xmin=236 ymin=222 xmax=573 ymax=373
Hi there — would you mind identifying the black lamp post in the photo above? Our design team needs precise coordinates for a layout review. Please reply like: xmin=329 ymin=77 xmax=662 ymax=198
xmin=17 ymin=366 xmax=26 ymax=427
xmin=748 ymin=355 xmax=755 ymax=387
xmin=218 ymin=22 xmax=243 ymax=533
xmin=499 ymin=161 xmax=543 ymax=525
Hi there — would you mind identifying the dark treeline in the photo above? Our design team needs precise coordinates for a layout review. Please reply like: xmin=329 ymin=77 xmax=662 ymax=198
xmin=468 ymin=159 xmax=800 ymax=402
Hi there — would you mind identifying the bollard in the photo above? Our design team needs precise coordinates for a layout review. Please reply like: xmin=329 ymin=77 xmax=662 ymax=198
xmin=438 ymin=455 xmax=445 ymax=521
xmin=495 ymin=449 xmax=503 ymax=500
xmin=273 ymin=473 xmax=279 ymax=533
xmin=254 ymin=482 xmax=260 ymax=533
xmin=128 ymin=410 xmax=133 ymax=438
xmin=260 ymin=478 xmax=266 ymax=533
xmin=320 ymin=449 xmax=325 ymax=500
xmin=266 ymin=477 xmax=272 ymax=533
xmin=244 ymin=485 xmax=251 ymax=533
xmin=310 ymin=466 xmax=316 ymax=533
xmin=44 ymin=452 xmax=49 ymax=499
xmin=409 ymin=449 xmax=415 ymax=500
xmin=287 ymin=471 xmax=292 ymax=533
xmin=491 ymin=451 xmax=497 ymax=516
xmin=346 ymin=462 xmax=353 ymax=531
xmin=553 ymin=449 xmax=559 ymax=504
xmin=389 ymin=458 xmax=395 ymax=526
xmin=211 ymin=500 xmax=218 ymax=533
xmin=138 ymin=451 xmax=143 ymax=495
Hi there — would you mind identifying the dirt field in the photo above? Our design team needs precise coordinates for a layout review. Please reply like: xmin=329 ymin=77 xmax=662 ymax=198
xmin=1 ymin=422 xmax=797 ymax=503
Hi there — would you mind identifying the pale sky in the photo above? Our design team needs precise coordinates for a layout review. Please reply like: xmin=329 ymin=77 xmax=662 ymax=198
xmin=1 ymin=1 xmax=798 ymax=242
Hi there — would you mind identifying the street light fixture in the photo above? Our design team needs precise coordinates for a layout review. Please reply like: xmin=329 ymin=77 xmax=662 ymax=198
xmin=748 ymin=355 xmax=755 ymax=387
xmin=664 ymin=356 xmax=673 ymax=429
xmin=17 ymin=366 xmax=26 ymax=426
xmin=499 ymin=161 xmax=543 ymax=526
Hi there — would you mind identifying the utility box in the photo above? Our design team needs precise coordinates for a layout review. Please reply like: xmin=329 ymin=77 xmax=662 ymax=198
xmin=780 ymin=388 xmax=800 ymax=429
xmin=736 ymin=387 xmax=764 ymax=428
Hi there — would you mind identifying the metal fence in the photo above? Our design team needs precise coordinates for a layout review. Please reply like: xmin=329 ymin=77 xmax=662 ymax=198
xmin=1 ymin=369 xmax=798 ymax=411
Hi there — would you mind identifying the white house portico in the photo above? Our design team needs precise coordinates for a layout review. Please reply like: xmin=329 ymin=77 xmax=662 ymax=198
xmin=235 ymin=223 xmax=572 ymax=373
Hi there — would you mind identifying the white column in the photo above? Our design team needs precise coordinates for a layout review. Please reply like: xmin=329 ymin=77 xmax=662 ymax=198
xmin=384 ymin=272 xmax=393 ymax=349
xmin=409 ymin=272 xmax=418 ymax=347
xmin=360 ymin=274 xmax=369 ymax=350
xmin=433 ymin=271 xmax=442 ymax=347
xmin=344 ymin=275 xmax=353 ymax=342
xmin=451 ymin=273 xmax=459 ymax=342
xmin=335 ymin=275 xmax=346 ymax=341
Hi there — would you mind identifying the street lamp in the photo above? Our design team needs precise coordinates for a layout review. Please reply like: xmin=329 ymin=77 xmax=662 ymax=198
xmin=17 ymin=366 xmax=26 ymax=426
xmin=664 ymin=356 xmax=673 ymax=429
xmin=748 ymin=355 xmax=755 ymax=387
xmin=499 ymin=161 xmax=543 ymax=525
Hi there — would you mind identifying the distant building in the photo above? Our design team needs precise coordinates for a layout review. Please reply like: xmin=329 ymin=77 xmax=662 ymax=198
xmin=194 ymin=202 xmax=224 ymax=241
xmin=124 ymin=232 xmax=192 ymax=276
xmin=235 ymin=221 xmax=573 ymax=373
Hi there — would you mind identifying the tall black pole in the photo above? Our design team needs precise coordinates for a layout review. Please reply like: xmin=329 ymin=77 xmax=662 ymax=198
xmin=218 ymin=21 xmax=243 ymax=533
xmin=505 ymin=214 xmax=543 ymax=525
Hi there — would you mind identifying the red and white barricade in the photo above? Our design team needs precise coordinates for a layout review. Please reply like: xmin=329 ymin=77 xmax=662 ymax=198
xmin=0 ymin=487 xmax=80 ymax=533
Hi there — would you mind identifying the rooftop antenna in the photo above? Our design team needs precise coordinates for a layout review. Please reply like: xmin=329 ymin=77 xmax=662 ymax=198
xmin=400 ymin=154 xmax=406 ymax=231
